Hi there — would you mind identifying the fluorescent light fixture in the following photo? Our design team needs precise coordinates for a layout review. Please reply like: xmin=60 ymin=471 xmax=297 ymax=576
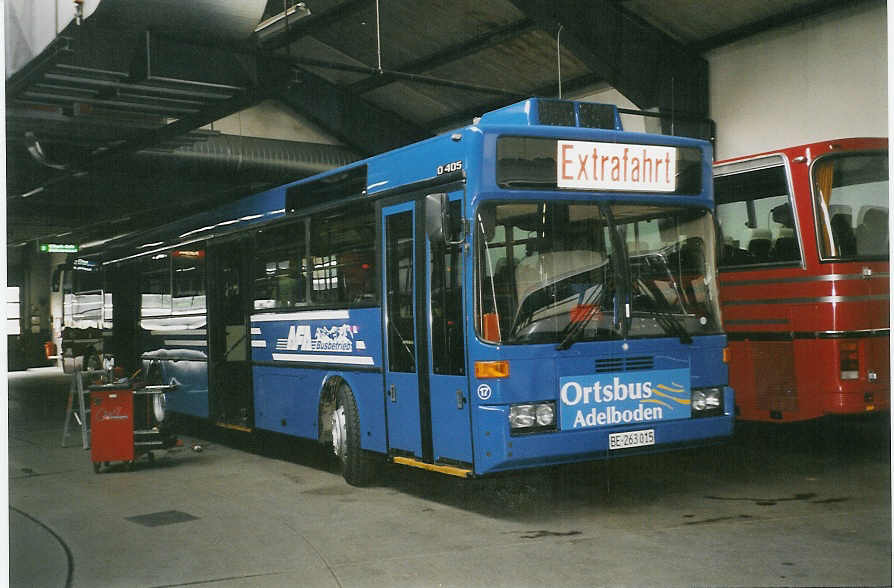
xmin=254 ymin=2 xmax=311 ymax=45
xmin=19 ymin=186 xmax=45 ymax=198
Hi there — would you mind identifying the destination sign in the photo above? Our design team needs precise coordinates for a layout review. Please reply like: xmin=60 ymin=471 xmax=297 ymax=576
xmin=556 ymin=140 xmax=677 ymax=192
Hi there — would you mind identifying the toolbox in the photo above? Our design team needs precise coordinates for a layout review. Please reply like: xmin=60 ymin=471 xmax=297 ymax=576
xmin=90 ymin=381 xmax=176 ymax=473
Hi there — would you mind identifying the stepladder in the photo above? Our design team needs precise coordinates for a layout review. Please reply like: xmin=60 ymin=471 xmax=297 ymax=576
xmin=62 ymin=369 xmax=105 ymax=449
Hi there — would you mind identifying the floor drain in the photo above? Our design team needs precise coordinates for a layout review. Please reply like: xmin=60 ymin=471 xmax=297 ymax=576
xmin=126 ymin=510 xmax=199 ymax=527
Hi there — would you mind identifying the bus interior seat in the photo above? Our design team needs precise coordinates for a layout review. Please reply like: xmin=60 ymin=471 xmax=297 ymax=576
xmin=856 ymin=208 xmax=889 ymax=255
xmin=678 ymin=237 xmax=705 ymax=270
xmin=772 ymin=228 xmax=799 ymax=262
xmin=746 ymin=229 xmax=772 ymax=262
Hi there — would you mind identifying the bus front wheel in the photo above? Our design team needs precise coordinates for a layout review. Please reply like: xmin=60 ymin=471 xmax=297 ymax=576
xmin=331 ymin=384 xmax=376 ymax=486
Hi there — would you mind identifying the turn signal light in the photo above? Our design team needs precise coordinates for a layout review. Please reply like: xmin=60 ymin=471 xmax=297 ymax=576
xmin=475 ymin=360 xmax=510 ymax=379
xmin=723 ymin=347 xmax=730 ymax=363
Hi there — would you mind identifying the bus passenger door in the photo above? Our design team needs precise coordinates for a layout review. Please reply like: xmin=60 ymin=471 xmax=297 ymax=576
xmin=207 ymin=238 xmax=253 ymax=431
xmin=383 ymin=195 xmax=472 ymax=466
xmin=427 ymin=195 xmax=472 ymax=465
xmin=382 ymin=203 xmax=423 ymax=456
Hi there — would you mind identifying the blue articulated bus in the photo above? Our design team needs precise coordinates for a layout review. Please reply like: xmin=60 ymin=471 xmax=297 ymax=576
xmin=89 ymin=98 xmax=734 ymax=485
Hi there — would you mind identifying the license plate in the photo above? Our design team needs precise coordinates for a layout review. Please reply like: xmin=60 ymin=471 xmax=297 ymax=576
xmin=609 ymin=429 xmax=655 ymax=450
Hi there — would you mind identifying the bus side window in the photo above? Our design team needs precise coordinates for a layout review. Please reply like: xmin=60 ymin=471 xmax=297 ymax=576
xmin=140 ymin=253 xmax=171 ymax=318
xmin=253 ymin=220 xmax=308 ymax=310
xmin=310 ymin=203 xmax=376 ymax=306
xmin=172 ymin=250 xmax=206 ymax=315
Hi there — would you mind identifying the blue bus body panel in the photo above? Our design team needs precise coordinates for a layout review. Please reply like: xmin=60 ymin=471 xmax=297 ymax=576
xmin=430 ymin=373 xmax=474 ymax=463
xmin=474 ymin=404 xmax=732 ymax=474
xmin=253 ymin=366 xmax=385 ymax=451
xmin=467 ymin=335 xmax=732 ymax=475
xmin=249 ymin=307 xmax=386 ymax=451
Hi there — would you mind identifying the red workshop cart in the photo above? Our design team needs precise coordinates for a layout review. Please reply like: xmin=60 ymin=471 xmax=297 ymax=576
xmin=90 ymin=382 xmax=176 ymax=473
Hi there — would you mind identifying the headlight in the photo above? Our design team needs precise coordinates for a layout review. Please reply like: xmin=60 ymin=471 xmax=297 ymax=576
xmin=509 ymin=401 xmax=557 ymax=434
xmin=691 ymin=387 xmax=723 ymax=418
xmin=692 ymin=390 xmax=707 ymax=411
xmin=535 ymin=403 xmax=555 ymax=426
xmin=509 ymin=404 xmax=536 ymax=428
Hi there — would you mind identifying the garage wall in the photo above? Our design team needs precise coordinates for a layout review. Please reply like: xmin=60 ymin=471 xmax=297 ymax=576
xmin=707 ymin=2 xmax=887 ymax=160
xmin=206 ymin=100 xmax=345 ymax=145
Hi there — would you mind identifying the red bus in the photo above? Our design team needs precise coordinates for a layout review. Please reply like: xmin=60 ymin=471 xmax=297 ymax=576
xmin=714 ymin=138 xmax=889 ymax=422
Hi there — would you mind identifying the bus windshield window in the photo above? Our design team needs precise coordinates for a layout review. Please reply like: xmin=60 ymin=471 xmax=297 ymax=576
xmin=813 ymin=151 xmax=889 ymax=260
xmin=64 ymin=261 xmax=104 ymax=328
xmin=475 ymin=202 xmax=722 ymax=344
xmin=620 ymin=206 xmax=722 ymax=338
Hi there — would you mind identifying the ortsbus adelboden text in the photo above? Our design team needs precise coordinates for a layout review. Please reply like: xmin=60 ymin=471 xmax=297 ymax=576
xmin=61 ymin=98 xmax=734 ymax=485
xmin=714 ymin=138 xmax=889 ymax=422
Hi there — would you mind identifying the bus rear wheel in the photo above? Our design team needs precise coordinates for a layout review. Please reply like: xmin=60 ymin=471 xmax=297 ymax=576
xmin=331 ymin=384 xmax=376 ymax=486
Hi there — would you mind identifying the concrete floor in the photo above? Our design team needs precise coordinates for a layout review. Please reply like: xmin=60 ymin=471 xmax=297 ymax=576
xmin=8 ymin=367 xmax=892 ymax=587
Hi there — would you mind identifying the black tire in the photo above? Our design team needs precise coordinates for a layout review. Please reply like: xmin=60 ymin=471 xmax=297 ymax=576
xmin=92 ymin=462 xmax=101 ymax=474
xmin=333 ymin=384 xmax=377 ymax=486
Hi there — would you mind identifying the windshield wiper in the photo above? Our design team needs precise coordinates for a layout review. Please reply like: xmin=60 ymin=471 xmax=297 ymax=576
xmin=556 ymin=284 xmax=607 ymax=350
xmin=651 ymin=307 xmax=693 ymax=344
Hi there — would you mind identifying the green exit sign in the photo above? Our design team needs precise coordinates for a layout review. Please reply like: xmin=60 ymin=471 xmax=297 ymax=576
xmin=39 ymin=243 xmax=79 ymax=253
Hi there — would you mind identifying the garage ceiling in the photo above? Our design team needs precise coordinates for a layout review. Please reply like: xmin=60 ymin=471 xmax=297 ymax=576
xmin=5 ymin=0 xmax=873 ymax=251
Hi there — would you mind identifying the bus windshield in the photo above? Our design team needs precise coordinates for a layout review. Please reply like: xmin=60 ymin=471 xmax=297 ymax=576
xmin=813 ymin=151 xmax=889 ymax=260
xmin=475 ymin=201 xmax=722 ymax=345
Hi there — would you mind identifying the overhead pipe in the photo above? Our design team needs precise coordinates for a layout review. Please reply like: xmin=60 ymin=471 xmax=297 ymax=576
xmin=132 ymin=133 xmax=360 ymax=181
xmin=11 ymin=133 xmax=360 ymax=200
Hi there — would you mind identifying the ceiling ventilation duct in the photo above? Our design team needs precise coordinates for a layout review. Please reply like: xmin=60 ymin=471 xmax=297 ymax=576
xmin=133 ymin=134 xmax=360 ymax=182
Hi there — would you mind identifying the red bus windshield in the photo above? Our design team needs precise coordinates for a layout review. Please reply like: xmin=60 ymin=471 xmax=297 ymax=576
xmin=812 ymin=151 xmax=888 ymax=260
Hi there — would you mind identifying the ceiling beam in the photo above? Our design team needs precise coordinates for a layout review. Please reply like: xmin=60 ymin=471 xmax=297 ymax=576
xmin=508 ymin=0 xmax=708 ymax=117
xmin=279 ymin=65 xmax=431 ymax=156
xmin=348 ymin=19 xmax=537 ymax=96
xmin=691 ymin=0 xmax=881 ymax=53
xmin=6 ymin=36 xmax=74 ymax=101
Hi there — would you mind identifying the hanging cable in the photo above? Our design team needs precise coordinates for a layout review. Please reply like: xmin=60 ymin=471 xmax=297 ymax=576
xmin=557 ymin=24 xmax=564 ymax=99
xmin=375 ymin=0 xmax=383 ymax=73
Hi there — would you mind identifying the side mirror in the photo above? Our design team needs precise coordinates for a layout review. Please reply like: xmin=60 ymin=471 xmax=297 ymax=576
xmin=425 ymin=193 xmax=465 ymax=247
xmin=424 ymin=192 xmax=447 ymax=245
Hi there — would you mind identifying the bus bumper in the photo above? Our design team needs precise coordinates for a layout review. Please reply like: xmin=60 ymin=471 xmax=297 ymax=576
xmin=472 ymin=387 xmax=735 ymax=476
